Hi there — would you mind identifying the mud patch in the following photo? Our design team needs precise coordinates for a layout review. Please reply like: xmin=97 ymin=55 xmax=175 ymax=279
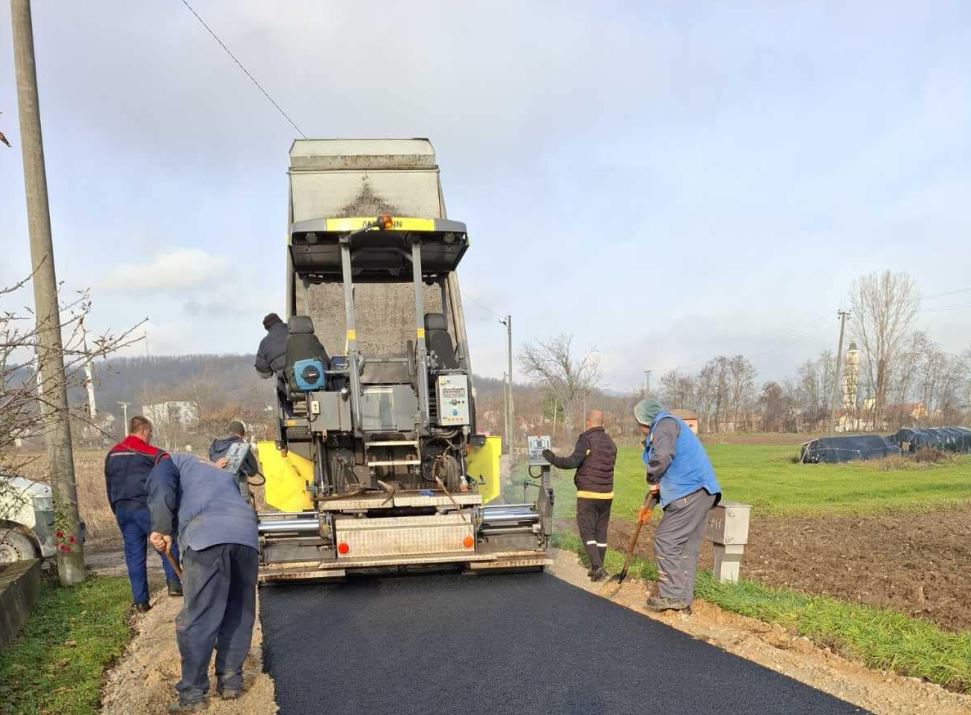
xmin=601 ymin=503 xmax=971 ymax=633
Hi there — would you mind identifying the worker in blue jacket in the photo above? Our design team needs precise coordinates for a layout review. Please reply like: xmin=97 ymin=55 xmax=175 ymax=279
xmin=147 ymin=453 xmax=259 ymax=712
xmin=634 ymin=399 xmax=721 ymax=613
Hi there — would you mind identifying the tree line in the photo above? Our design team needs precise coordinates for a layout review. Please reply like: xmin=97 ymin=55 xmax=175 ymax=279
xmin=518 ymin=271 xmax=970 ymax=437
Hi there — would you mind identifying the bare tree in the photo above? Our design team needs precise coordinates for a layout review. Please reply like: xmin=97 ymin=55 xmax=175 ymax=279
xmin=659 ymin=369 xmax=696 ymax=409
xmin=849 ymin=271 xmax=919 ymax=427
xmin=759 ymin=381 xmax=787 ymax=432
xmin=518 ymin=334 xmax=600 ymax=438
xmin=796 ymin=351 xmax=835 ymax=430
xmin=1 ymin=275 xmax=143 ymax=539
xmin=728 ymin=355 xmax=758 ymax=430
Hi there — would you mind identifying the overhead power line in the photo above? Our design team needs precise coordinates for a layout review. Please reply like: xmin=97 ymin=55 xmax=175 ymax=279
xmin=463 ymin=292 xmax=504 ymax=319
xmin=920 ymin=286 xmax=971 ymax=303
xmin=178 ymin=0 xmax=307 ymax=138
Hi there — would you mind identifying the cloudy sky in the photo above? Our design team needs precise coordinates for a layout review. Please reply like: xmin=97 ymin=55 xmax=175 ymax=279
xmin=2 ymin=1 xmax=969 ymax=391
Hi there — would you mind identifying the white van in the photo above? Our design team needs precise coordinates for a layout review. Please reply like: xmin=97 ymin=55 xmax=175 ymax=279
xmin=0 ymin=475 xmax=56 ymax=562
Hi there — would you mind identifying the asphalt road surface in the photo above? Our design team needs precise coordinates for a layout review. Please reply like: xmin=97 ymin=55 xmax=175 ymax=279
xmin=261 ymin=571 xmax=865 ymax=715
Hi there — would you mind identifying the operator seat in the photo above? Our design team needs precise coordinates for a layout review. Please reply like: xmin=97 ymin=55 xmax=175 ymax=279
xmin=286 ymin=315 xmax=330 ymax=393
xmin=424 ymin=313 xmax=459 ymax=370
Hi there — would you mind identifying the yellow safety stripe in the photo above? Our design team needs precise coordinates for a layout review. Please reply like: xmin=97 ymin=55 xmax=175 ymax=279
xmin=417 ymin=328 xmax=425 ymax=338
xmin=346 ymin=329 xmax=357 ymax=341
xmin=324 ymin=217 xmax=437 ymax=232
xmin=576 ymin=490 xmax=614 ymax=500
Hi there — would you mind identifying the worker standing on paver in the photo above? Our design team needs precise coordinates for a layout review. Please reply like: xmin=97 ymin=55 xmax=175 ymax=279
xmin=634 ymin=399 xmax=721 ymax=613
xmin=254 ymin=312 xmax=290 ymax=414
xmin=147 ymin=453 xmax=259 ymax=713
xmin=543 ymin=410 xmax=617 ymax=581
xmin=104 ymin=415 xmax=182 ymax=611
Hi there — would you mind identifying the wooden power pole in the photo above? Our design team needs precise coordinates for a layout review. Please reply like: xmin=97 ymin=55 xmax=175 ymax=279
xmin=830 ymin=310 xmax=850 ymax=435
xmin=12 ymin=0 xmax=86 ymax=584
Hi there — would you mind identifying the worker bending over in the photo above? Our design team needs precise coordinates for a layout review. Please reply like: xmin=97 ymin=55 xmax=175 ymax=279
xmin=543 ymin=410 xmax=617 ymax=581
xmin=148 ymin=453 xmax=259 ymax=712
xmin=634 ymin=399 xmax=721 ymax=613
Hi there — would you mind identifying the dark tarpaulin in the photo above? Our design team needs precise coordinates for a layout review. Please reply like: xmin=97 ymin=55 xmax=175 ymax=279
xmin=801 ymin=435 xmax=901 ymax=464
xmin=889 ymin=427 xmax=971 ymax=454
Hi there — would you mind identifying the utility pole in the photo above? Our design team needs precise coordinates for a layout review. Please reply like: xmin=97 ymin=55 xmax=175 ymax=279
xmin=501 ymin=372 xmax=509 ymax=453
xmin=830 ymin=310 xmax=850 ymax=434
xmin=500 ymin=315 xmax=514 ymax=453
xmin=643 ymin=369 xmax=652 ymax=397
xmin=12 ymin=0 xmax=85 ymax=584
xmin=118 ymin=402 xmax=130 ymax=435
xmin=79 ymin=318 xmax=97 ymax=420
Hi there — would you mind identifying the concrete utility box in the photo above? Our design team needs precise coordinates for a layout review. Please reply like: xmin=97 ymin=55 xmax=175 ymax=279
xmin=705 ymin=501 xmax=751 ymax=583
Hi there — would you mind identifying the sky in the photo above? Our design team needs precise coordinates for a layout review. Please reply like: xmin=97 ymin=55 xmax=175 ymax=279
xmin=2 ymin=1 xmax=970 ymax=392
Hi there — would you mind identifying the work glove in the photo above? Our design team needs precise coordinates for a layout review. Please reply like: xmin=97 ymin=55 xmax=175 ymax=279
xmin=541 ymin=449 xmax=555 ymax=462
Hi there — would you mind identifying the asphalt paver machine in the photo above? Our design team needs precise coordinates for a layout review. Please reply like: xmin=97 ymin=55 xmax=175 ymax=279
xmin=257 ymin=139 xmax=553 ymax=579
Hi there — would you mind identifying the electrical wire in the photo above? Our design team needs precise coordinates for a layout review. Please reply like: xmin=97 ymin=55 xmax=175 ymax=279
xmin=923 ymin=301 xmax=971 ymax=313
xmin=920 ymin=286 xmax=971 ymax=301
xmin=463 ymin=292 xmax=504 ymax=319
xmin=178 ymin=0 xmax=307 ymax=138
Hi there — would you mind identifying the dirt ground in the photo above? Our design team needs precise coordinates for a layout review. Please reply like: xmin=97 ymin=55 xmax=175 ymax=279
xmin=91 ymin=551 xmax=277 ymax=714
xmin=603 ymin=502 xmax=971 ymax=633
xmin=548 ymin=549 xmax=971 ymax=715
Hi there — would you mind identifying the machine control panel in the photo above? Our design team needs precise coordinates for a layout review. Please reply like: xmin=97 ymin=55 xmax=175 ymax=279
xmin=222 ymin=441 xmax=252 ymax=475
xmin=527 ymin=435 xmax=552 ymax=466
xmin=435 ymin=374 xmax=470 ymax=426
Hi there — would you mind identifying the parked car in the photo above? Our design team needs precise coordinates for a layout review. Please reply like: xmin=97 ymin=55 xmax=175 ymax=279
xmin=0 ymin=474 xmax=56 ymax=563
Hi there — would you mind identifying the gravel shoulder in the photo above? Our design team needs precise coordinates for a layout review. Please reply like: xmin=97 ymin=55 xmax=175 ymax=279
xmin=92 ymin=549 xmax=277 ymax=714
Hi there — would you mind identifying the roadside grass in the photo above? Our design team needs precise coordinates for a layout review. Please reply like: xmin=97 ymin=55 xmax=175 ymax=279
xmin=540 ymin=444 xmax=971 ymax=522
xmin=0 ymin=575 xmax=132 ymax=715
xmin=554 ymin=533 xmax=971 ymax=694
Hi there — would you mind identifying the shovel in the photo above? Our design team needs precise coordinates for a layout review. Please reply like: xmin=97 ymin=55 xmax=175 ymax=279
xmin=608 ymin=490 xmax=659 ymax=585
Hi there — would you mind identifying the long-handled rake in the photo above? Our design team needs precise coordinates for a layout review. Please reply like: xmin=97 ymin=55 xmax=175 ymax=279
xmin=608 ymin=491 xmax=659 ymax=585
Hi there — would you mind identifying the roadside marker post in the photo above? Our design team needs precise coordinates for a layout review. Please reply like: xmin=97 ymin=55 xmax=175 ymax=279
xmin=706 ymin=502 xmax=752 ymax=583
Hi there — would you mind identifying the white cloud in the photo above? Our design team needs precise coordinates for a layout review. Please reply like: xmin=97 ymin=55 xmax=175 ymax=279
xmin=102 ymin=249 xmax=227 ymax=294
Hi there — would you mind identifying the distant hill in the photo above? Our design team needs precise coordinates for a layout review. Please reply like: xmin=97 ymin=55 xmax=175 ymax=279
xmin=85 ymin=354 xmax=273 ymax=426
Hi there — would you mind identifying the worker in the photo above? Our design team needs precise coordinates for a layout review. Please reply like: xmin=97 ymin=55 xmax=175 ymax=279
xmin=254 ymin=312 xmax=290 ymax=415
xmin=104 ymin=415 xmax=182 ymax=611
xmin=147 ymin=453 xmax=259 ymax=712
xmin=542 ymin=410 xmax=617 ymax=581
xmin=208 ymin=419 xmax=259 ymax=500
xmin=634 ymin=398 xmax=721 ymax=613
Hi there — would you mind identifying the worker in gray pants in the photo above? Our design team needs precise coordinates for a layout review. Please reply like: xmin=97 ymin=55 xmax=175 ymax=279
xmin=634 ymin=399 xmax=721 ymax=613
xmin=147 ymin=453 xmax=259 ymax=713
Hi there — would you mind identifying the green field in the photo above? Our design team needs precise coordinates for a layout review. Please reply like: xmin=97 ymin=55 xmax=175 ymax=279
xmin=0 ymin=575 xmax=132 ymax=715
xmin=533 ymin=443 xmax=971 ymax=522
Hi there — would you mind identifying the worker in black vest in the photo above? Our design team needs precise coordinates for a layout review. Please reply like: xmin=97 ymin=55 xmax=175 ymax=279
xmin=543 ymin=410 xmax=618 ymax=581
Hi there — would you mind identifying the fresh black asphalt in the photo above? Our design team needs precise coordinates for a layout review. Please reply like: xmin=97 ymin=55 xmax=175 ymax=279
xmin=260 ymin=571 xmax=866 ymax=715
